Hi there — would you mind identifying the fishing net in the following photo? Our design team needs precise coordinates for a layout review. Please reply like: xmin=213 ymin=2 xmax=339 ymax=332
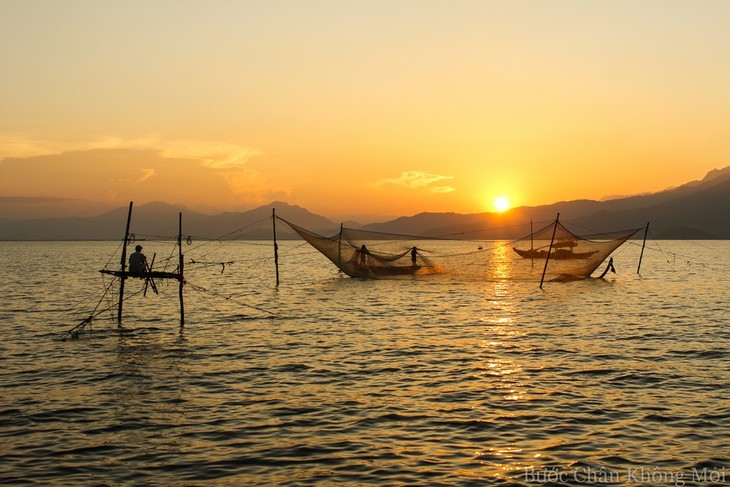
xmin=279 ymin=217 xmax=643 ymax=281
xmin=511 ymin=221 xmax=642 ymax=281
xmin=281 ymin=219 xmax=442 ymax=278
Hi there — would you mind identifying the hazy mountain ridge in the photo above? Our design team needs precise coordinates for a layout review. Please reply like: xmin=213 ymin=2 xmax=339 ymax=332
xmin=1 ymin=168 xmax=728 ymax=240
xmin=362 ymin=167 xmax=730 ymax=239
xmin=0 ymin=201 xmax=338 ymax=241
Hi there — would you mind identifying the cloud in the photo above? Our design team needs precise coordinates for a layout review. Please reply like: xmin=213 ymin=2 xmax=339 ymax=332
xmin=107 ymin=168 xmax=172 ymax=184
xmin=0 ymin=133 xmax=263 ymax=170
xmin=0 ymin=134 xmax=277 ymax=211
xmin=160 ymin=141 xmax=263 ymax=169
xmin=224 ymin=168 xmax=293 ymax=204
xmin=88 ymin=137 xmax=264 ymax=170
xmin=370 ymin=170 xmax=455 ymax=193
xmin=0 ymin=134 xmax=69 ymax=160
xmin=138 ymin=168 xmax=155 ymax=182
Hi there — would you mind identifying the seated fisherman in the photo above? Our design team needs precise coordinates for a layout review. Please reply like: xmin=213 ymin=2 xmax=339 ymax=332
xmin=129 ymin=245 xmax=147 ymax=274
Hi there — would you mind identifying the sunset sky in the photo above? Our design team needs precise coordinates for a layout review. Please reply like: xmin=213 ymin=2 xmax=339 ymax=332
xmin=2 ymin=0 xmax=729 ymax=222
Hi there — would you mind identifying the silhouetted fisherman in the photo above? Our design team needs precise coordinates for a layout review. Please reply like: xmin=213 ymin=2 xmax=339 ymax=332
xmin=129 ymin=245 xmax=147 ymax=274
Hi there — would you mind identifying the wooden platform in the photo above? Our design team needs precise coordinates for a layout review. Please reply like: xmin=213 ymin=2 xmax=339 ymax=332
xmin=100 ymin=269 xmax=182 ymax=280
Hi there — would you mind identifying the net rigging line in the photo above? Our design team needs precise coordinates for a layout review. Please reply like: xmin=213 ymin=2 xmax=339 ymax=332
xmin=629 ymin=239 xmax=729 ymax=274
xmin=648 ymin=230 xmax=730 ymax=261
xmin=129 ymin=240 xmax=181 ymax=273
xmin=186 ymin=280 xmax=225 ymax=315
xmin=185 ymin=281 xmax=277 ymax=317
xmin=182 ymin=216 xmax=273 ymax=255
xmin=59 ymin=275 xmax=117 ymax=321
xmin=118 ymin=217 xmax=274 ymax=274
xmin=59 ymin=282 xmax=150 ymax=341
xmin=299 ymin=218 xmax=541 ymax=243
xmin=162 ymin=217 xmax=276 ymax=274
xmin=278 ymin=216 xmax=528 ymax=260
xmin=283 ymin=214 xmax=526 ymax=242
xmin=431 ymin=219 xmax=552 ymax=241
xmin=98 ymin=240 xmax=125 ymax=272
xmin=128 ymin=233 xmax=178 ymax=241
xmin=592 ymin=220 xmax=730 ymax=274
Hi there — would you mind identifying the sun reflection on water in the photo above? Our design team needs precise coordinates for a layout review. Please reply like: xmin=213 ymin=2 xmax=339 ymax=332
xmin=487 ymin=242 xmax=515 ymax=282
xmin=3 ymin=241 xmax=728 ymax=485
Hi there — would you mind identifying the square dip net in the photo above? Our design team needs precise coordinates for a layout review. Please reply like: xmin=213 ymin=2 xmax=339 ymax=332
xmin=279 ymin=217 xmax=642 ymax=282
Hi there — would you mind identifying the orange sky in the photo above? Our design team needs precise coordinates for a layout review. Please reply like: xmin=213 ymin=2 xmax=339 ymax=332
xmin=2 ymin=0 xmax=729 ymax=222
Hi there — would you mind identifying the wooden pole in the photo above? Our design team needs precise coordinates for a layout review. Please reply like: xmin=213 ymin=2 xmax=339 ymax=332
xmin=178 ymin=212 xmax=185 ymax=327
xmin=143 ymin=253 xmax=158 ymax=296
xmin=540 ymin=213 xmax=560 ymax=290
xmin=337 ymin=223 xmax=343 ymax=270
xmin=530 ymin=219 xmax=534 ymax=268
xmin=637 ymin=221 xmax=650 ymax=274
xmin=530 ymin=219 xmax=534 ymax=251
xmin=117 ymin=201 xmax=133 ymax=325
xmin=272 ymin=208 xmax=279 ymax=286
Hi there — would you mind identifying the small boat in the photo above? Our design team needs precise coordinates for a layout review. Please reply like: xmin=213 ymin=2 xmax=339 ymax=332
xmin=352 ymin=263 xmax=422 ymax=277
xmin=514 ymin=237 xmax=599 ymax=260
xmin=513 ymin=248 xmax=598 ymax=260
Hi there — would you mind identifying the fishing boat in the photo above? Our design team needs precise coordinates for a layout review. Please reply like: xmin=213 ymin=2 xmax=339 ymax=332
xmin=513 ymin=240 xmax=599 ymax=260
xmin=352 ymin=262 xmax=422 ymax=276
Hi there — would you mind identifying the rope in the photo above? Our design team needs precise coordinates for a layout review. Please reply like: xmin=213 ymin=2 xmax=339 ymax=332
xmin=433 ymin=219 xmax=553 ymax=240
xmin=59 ymin=275 xmax=116 ymax=318
xmin=185 ymin=281 xmax=277 ymax=317
xmin=181 ymin=216 xmax=272 ymax=258
xmin=582 ymin=218 xmax=730 ymax=275
xmin=59 ymin=281 xmax=149 ymax=340
xmin=186 ymin=280 xmax=224 ymax=315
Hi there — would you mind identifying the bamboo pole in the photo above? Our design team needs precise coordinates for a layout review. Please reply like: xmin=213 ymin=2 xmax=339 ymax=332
xmin=530 ymin=219 xmax=534 ymax=268
xmin=273 ymin=208 xmax=279 ymax=286
xmin=530 ymin=219 xmax=534 ymax=251
xmin=539 ymin=213 xmax=560 ymax=290
xmin=637 ymin=221 xmax=650 ymax=274
xmin=143 ymin=253 xmax=158 ymax=296
xmin=337 ymin=223 xmax=343 ymax=270
xmin=117 ymin=201 xmax=133 ymax=325
xmin=178 ymin=212 xmax=185 ymax=327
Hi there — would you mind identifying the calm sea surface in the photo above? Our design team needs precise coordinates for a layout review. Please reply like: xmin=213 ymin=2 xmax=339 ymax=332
xmin=1 ymin=239 xmax=728 ymax=486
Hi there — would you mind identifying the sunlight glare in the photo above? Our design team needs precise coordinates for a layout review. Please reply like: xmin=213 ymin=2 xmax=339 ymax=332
xmin=494 ymin=197 xmax=510 ymax=212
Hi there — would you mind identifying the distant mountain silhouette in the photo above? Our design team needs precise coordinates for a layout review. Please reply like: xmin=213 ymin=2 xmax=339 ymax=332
xmin=0 ymin=201 xmax=337 ymax=241
xmin=360 ymin=167 xmax=730 ymax=239
xmin=0 ymin=167 xmax=728 ymax=240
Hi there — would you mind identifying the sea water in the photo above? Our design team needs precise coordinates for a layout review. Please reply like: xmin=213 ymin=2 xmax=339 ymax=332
xmin=0 ymin=240 xmax=728 ymax=486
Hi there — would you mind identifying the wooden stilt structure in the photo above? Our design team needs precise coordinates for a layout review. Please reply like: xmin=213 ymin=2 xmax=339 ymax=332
xmin=272 ymin=208 xmax=280 ymax=286
xmin=530 ymin=219 xmax=534 ymax=268
xmin=117 ymin=202 xmax=133 ymax=326
xmin=637 ymin=222 xmax=650 ymax=274
xmin=100 ymin=201 xmax=186 ymax=326
xmin=337 ymin=223 xmax=344 ymax=271
xmin=143 ymin=253 xmax=158 ymax=297
xmin=178 ymin=212 xmax=185 ymax=327
xmin=539 ymin=213 xmax=560 ymax=290
xmin=530 ymin=219 xmax=534 ymax=251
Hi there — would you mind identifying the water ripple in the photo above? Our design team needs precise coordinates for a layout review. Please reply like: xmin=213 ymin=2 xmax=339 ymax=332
xmin=0 ymin=241 xmax=728 ymax=485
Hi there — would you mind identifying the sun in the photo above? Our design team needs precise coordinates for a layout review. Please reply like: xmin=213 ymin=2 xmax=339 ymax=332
xmin=493 ymin=196 xmax=510 ymax=212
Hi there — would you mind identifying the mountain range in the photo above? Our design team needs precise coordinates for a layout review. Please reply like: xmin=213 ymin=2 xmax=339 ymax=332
xmin=1 ymin=167 xmax=729 ymax=240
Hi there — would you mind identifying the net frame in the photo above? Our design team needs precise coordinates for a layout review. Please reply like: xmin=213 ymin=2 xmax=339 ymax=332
xmin=512 ymin=220 xmax=642 ymax=280
xmin=278 ymin=217 xmax=643 ymax=282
